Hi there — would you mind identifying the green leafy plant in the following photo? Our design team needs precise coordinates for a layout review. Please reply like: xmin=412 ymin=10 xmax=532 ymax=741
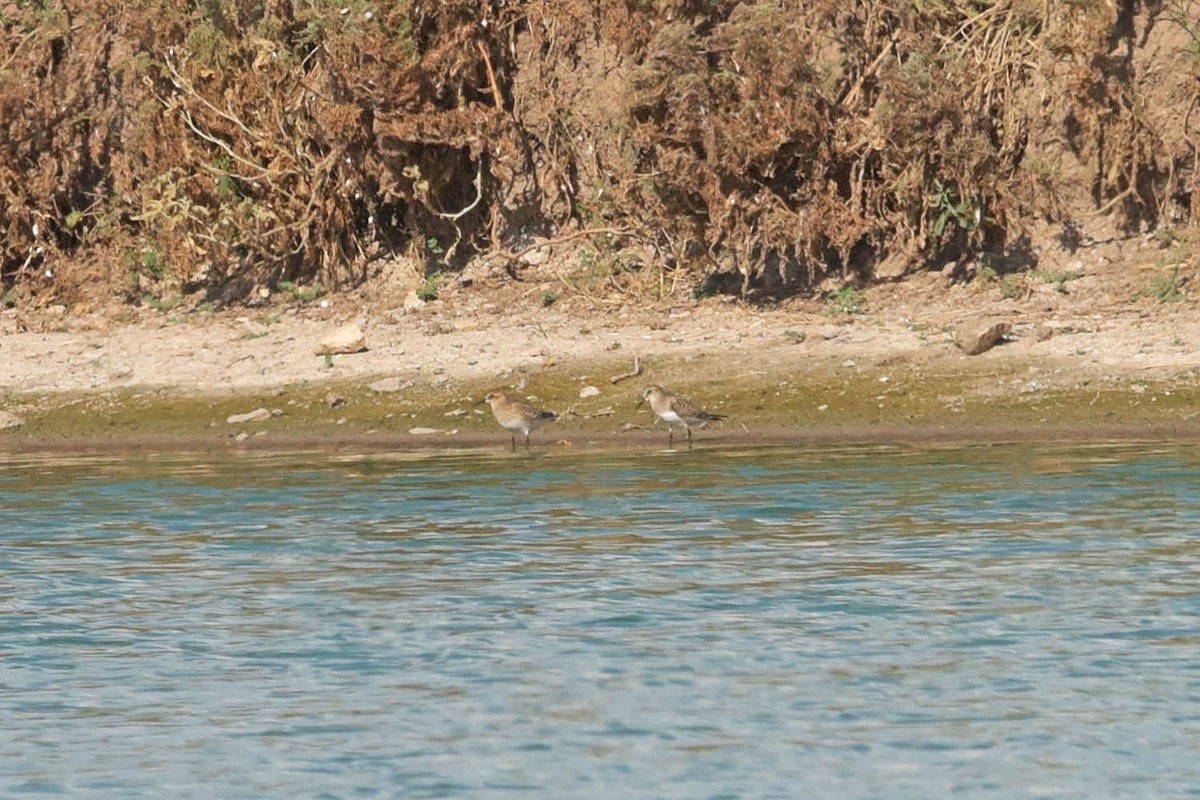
xmin=998 ymin=275 xmax=1023 ymax=300
xmin=1032 ymin=268 xmax=1084 ymax=294
xmin=978 ymin=264 xmax=1026 ymax=299
xmin=413 ymin=237 xmax=448 ymax=301
xmin=276 ymin=280 xmax=324 ymax=303
xmin=426 ymin=236 xmax=445 ymax=266
xmin=416 ymin=271 xmax=443 ymax=301
xmin=214 ymin=154 xmax=246 ymax=202
xmin=143 ymin=293 xmax=182 ymax=311
xmin=125 ymin=246 xmax=170 ymax=295
xmin=540 ymin=289 xmax=559 ymax=307
xmin=1138 ymin=256 xmax=1188 ymax=303
xmin=139 ymin=248 xmax=169 ymax=278
xmin=929 ymin=180 xmax=985 ymax=254
xmin=824 ymin=286 xmax=864 ymax=316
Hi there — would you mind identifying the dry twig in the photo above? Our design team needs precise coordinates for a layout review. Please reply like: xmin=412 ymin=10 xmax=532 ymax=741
xmin=610 ymin=355 xmax=641 ymax=384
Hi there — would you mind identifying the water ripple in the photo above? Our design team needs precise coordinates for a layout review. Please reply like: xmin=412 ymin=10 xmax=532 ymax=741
xmin=2 ymin=444 xmax=1199 ymax=797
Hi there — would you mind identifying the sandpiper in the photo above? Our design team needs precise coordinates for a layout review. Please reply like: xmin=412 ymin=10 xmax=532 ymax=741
xmin=637 ymin=385 xmax=726 ymax=448
xmin=478 ymin=390 xmax=558 ymax=450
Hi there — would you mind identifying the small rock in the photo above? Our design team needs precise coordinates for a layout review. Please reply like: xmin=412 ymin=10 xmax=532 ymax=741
xmin=408 ymin=427 xmax=441 ymax=436
xmin=403 ymin=291 xmax=426 ymax=312
xmin=227 ymin=408 xmax=272 ymax=424
xmin=0 ymin=410 xmax=23 ymax=430
xmin=519 ymin=246 xmax=550 ymax=267
xmin=955 ymin=320 xmax=1012 ymax=355
xmin=314 ymin=322 xmax=366 ymax=355
xmin=1035 ymin=325 xmax=1054 ymax=342
xmin=327 ymin=392 xmax=347 ymax=409
xmin=369 ymin=377 xmax=413 ymax=393
xmin=579 ymin=385 xmax=601 ymax=399
xmin=456 ymin=261 xmax=493 ymax=286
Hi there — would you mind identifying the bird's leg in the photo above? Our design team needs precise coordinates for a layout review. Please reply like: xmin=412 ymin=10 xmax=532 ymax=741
xmin=524 ymin=432 xmax=531 ymax=450
xmin=510 ymin=433 xmax=517 ymax=451
xmin=667 ymin=427 xmax=674 ymax=447
xmin=686 ymin=426 xmax=693 ymax=450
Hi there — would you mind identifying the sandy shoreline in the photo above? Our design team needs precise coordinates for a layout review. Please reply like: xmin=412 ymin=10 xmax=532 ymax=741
xmin=2 ymin=265 xmax=1198 ymax=452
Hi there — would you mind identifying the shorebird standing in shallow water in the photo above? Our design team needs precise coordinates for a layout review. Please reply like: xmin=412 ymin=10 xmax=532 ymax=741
xmin=479 ymin=390 xmax=558 ymax=451
xmin=637 ymin=385 xmax=726 ymax=449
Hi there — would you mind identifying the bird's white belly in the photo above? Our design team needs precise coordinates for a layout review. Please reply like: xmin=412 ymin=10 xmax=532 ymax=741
xmin=501 ymin=420 xmax=530 ymax=434
xmin=660 ymin=410 xmax=684 ymax=425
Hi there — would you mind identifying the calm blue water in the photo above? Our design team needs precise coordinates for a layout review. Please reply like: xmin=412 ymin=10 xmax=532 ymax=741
xmin=2 ymin=443 xmax=1199 ymax=799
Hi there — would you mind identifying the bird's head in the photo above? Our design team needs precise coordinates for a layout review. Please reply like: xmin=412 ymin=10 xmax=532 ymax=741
xmin=636 ymin=386 xmax=660 ymax=409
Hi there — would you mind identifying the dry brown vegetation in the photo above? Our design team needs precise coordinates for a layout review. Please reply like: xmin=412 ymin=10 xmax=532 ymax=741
xmin=2 ymin=0 xmax=1198 ymax=311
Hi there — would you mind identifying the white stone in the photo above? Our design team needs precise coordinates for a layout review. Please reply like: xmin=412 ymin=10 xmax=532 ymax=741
xmin=579 ymin=385 xmax=601 ymax=398
xmin=519 ymin=247 xmax=550 ymax=267
xmin=227 ymin=408 xmax=271 ymax=424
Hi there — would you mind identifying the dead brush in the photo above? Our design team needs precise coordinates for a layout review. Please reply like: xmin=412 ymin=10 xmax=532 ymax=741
xmin=0 ymin=0 xmax=1196 ymax=307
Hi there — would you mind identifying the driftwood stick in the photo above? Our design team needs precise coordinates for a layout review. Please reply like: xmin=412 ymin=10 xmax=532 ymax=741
xmin=610 ymin=354 xmax=641 ymax=384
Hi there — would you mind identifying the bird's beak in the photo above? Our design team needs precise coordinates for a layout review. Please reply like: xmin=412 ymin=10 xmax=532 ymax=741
xmin=474 ymin=397 xmax=487 ymax=406
xmin=635 ymin=397 xmax=645 ymax=409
